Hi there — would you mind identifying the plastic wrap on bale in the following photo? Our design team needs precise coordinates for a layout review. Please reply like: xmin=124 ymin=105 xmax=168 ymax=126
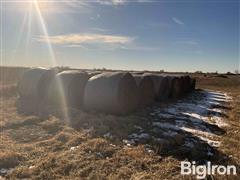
xmin=84 ymin=72 xmax=139 ymax=115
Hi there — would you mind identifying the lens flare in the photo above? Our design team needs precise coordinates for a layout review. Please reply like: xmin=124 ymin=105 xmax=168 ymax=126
xmin=33 ymin=0 xmax=70 ymax=122
xmin=25 ymin=1 xmax=33 ymax=56
xmin=10 ymin=9 xmax=28 ymax=61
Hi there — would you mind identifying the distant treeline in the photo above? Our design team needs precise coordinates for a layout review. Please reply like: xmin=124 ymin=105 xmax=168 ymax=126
xmin=0 ymin=66 xmax=29 ymax=85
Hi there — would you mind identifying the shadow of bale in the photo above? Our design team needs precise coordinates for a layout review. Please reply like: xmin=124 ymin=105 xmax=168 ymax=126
xmin=3 ymin=117 xmax=43 ymax=130
xmin=0 ymin=151 xmax=25 ymax=169
xmin=0 ymin=84 xmax=17 ymax=97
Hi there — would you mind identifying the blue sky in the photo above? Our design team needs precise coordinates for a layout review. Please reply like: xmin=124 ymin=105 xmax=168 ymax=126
xmin=1 ymin=0 xmax=239 ymax=72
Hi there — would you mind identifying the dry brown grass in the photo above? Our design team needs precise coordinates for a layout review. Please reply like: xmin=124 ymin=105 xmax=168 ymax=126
xmin=0 ymin=67 xmax=240 ymax=179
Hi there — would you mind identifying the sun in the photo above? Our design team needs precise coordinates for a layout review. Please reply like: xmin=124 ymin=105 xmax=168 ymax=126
xmin=8 ymin=0 xmax=70 ymax=122
xmin=32 ymin=0 xmax=50 ymax=10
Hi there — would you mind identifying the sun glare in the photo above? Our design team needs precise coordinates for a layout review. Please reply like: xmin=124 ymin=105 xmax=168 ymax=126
xmin=33 ymin=0 xmax=49 ymax=10
xmin=29 ymin=0 xmax=70 ymax=122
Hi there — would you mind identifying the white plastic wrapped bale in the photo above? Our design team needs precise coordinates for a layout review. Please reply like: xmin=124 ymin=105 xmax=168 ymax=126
xmin=132 ymin=74 xmax=155 ymax=107
xmin=84 ymin=72 xmax=139 ymax=115
xmin=47 ymin=70 xmax=90 ymax=109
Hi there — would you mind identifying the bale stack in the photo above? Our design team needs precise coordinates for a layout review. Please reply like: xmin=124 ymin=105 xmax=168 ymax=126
xmin=17 ymin=68 xmax=57 ymax=114
xmin=47 ymin=70 xmax=89 ymax=109
xmin=132 ymin=74 xmax=155 ymax=107
xmin=17 ymin=68 xmax=197 ymax=116
xmin=84 ymin=72 xmax=139 ymax=115
xmin=144 ymin=74 xmax=170 ymax=101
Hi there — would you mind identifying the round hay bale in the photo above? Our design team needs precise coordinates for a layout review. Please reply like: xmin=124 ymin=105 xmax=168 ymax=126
xmin=178 ymin=76 xmax=185 ymax=95
xmin=144 ymin=74 xmax=170 ymax=101
xmin=162 ymin=75 xmax=174 ymax=99
xmin=165 ymin=76 xmax=175 ymax=98
xmin=84 ymin=72 xmax=139 ymax=115
xmin=190 ymin=78 xmax=196 ymax=91
xmin=169 ymin=76 xmax=183 ymax=98
xmin=36 ymin=69 xmax=60 ymax=115
xmin=47 ymin=70 xmax=89 ymax=109
xmin=17 ymin=68 xmax=57 ymax=115
xmin=182 ymin=75 xmax=191 ymax=93
xmin=181 ymin=76 xmax=187 ymax=93
xmin=132 ymin=74 xmax=154 ymax=107
xmin=37 ymin=69 xmax=59 ymax=100
xmin=17 ymin=68 xmax=48 ymax=99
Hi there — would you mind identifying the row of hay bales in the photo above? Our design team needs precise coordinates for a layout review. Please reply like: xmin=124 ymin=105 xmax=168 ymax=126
xmin=17 ymin=68 xmax=195 ymax=115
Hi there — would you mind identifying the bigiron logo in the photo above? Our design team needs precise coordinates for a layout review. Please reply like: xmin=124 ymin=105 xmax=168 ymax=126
xmin=181 ymin=161 xmax=237 ymax=179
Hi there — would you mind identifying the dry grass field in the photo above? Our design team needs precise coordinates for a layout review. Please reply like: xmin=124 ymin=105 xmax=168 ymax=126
xmin=0 ymin=67 xmax=239 ymax=179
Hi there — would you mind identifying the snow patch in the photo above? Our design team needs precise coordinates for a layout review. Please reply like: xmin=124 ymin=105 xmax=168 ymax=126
xmin=70 ymin=146 xmax=79 ymax=151
xmin=180 ymin=127 xmax=216 ymax=138
xmin=123 ymin=139 xmax=135 ymax=146
xmin=198 ymin=136 xmax=220 ymax=147
xmin=103 ymin=132 xmax=113 ymax=139
xmin=129 ymin=133 xmax=150 ymax=139
xmin=211 ymin=116 xmax=228 ymax=127
xmin=125 ymin=90 xmax=230 ymax=150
